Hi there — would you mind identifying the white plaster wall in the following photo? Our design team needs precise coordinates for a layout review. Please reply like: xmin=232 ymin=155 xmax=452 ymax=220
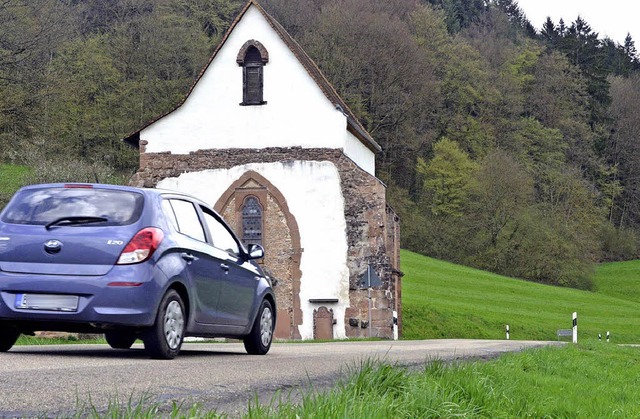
xmin=140 ymin=5 xmax=376 ymax=176
xmin=156 ymin=161 xmax=350 ymax=340
xmin=344 ymin=131 xmax=376 ymax=173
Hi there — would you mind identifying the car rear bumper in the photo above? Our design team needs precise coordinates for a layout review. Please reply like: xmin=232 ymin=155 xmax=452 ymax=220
xmin=0 ymin=264 xmax=165 ymax=332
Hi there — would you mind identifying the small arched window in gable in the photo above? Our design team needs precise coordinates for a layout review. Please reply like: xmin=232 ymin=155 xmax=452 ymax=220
xmin=237 ymin=40 xmax=269 ymax=106
xmin=241 ymin=196 xmax=263 ymax=247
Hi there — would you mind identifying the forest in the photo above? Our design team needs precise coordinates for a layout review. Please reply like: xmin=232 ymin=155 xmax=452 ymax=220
xmin=1 ymin=0 xmax=639 ymax=289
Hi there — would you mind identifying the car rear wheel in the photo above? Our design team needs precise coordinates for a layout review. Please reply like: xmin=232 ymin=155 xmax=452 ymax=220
xmin=143 ymin=290 xmax=185 ymax=359
xmin=0 ymin=327 xmax=19 ymax=352
xmin=243 ymin=299 xmax=274 ymax=355
xmin=104 ymin=331 xmax=137 ymax=349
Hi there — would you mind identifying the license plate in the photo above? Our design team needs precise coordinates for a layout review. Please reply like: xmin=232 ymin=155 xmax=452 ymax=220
xmin=15 ymin=293 xmax=79 ymax=312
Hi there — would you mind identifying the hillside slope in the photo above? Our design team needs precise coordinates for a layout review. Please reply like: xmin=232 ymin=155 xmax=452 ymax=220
xmin=594 ymin=260 xmax=640 ymax=303
xmin=401 ymin=250 xmax=640 ymax=343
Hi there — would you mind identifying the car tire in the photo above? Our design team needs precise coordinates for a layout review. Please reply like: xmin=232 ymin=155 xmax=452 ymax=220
xmin=243 ymin=299 xmax=274 ymax=355
xmin=104 ymin=331 xmax=137 ymax=349
xmin=0 ymin=328 xmax=19 ymax=352
xmin=143 ymin=289 xmax=185 ymax=359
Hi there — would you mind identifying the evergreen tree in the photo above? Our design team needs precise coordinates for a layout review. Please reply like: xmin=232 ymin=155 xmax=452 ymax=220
xmin=490 ymin=0 xmax=536 ymax=37
xmin=540 ymin=17 xmax=558 ymax=47
xmin=558 ymin=18 xmax=566 ymax=36
xmin=560 ymin=17 xmax=611 ymax=127
xmin=623 ymin=33 xmax=640 ymax=68
xmin=421 ymin=0 xmax=487 ymax=33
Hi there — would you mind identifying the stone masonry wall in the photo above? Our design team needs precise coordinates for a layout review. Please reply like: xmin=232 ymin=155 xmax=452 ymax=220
xmin=130 ymin=144 xmax=400 ymax=339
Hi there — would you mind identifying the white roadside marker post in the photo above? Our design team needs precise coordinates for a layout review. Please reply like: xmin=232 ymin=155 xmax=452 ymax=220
xmin=572 ymin=312 xmax=578 ymax=344
xmin=367 ymin=266 xmax=372 ymax=339
xmin=506 ymin=324 xmax=510 ymax=340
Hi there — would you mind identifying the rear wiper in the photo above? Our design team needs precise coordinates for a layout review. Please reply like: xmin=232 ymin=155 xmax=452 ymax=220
xmin=45 ymin=216 xmax=109 ymax=230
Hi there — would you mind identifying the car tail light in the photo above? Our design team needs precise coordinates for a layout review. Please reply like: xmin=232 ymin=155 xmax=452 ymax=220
xmin=117 ymin=227 xmax=164 ymax=265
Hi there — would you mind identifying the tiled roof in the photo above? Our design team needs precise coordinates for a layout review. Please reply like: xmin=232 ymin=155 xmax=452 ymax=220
xmin=123 ymin=0 xmax=381 ymax=153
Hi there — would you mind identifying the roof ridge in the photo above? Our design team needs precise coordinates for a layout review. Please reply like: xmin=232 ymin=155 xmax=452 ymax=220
xmin=124 ymin=0 xmax=381 ymax=153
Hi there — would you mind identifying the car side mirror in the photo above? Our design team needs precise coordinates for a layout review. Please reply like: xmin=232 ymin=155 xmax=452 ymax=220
xmin=246 ymin=243 xmax=264 ymax=260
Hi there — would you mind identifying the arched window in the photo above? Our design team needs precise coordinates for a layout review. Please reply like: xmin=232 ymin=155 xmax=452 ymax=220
xmin=241 ymin=196 xmax=263 ymax=247
xmin=237 ymin=40 xmax=269 ymax=106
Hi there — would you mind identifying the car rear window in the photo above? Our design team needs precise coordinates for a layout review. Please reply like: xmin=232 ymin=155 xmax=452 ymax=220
xmin=1 ymin=187 xmax=144 ymax=226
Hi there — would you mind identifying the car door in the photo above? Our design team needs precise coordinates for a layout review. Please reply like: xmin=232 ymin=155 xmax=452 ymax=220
xmin=163 ymin=198 xmax=226 ymax=325
xmin=200 ymin=208 xmax=261 ymax=327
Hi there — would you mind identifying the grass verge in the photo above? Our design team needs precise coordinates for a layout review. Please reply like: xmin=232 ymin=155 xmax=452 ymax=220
xmin=16 ymin=335 xmax=107 ymax=345
xmin=246 ymin=341 xmax=640 ymax=418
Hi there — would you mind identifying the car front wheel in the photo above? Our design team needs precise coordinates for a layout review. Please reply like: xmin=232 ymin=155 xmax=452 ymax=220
xmin=243 ymin=299 xmax=274 ymax=355
xmin=143 ymin=290 xmax=185 ymax=359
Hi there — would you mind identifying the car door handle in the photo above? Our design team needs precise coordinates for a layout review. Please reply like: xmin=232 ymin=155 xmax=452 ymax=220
xmin=181 ymin=253 xmax=197 ymax=262
xmin=220 ymin=263 xmax=230 ymax=273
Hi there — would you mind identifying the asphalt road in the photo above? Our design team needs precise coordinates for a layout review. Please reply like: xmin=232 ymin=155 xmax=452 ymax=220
xmin=0 ymin=339 xmax=561 ymax=417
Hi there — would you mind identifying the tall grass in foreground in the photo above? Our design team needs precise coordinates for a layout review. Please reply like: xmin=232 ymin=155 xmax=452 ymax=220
xmin=247 ymin=342 xmax=640 ymax=418
xmin=66 ymin=342 xmax=640 ymax=418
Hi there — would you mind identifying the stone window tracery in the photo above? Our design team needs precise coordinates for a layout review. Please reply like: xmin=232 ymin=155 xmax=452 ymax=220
xmin=241 ymin=195 xmax=263 ymax=247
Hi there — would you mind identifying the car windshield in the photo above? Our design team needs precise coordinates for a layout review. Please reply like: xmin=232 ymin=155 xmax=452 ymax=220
xmin=1 ymin=187 xmax=144 ymax=226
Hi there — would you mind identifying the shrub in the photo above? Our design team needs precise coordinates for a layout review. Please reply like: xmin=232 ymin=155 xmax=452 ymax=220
xmin=599 ymin=223 xmax=638 ymax=261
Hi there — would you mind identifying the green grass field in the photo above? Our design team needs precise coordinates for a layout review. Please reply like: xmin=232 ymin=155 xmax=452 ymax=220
xmin=593 ymin=259 xmax=640 ymax=303
xmin=0 ymin=163 xmax=29 ymax=192
xmin=0 ymin=163 xmax=30 ymax=209
xmin=401 ymin=249 xmax=640 ymax=343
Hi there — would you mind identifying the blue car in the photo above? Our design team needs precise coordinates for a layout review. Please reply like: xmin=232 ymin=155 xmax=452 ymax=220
xmin=0 ymin=183 xmax=275 ymax=359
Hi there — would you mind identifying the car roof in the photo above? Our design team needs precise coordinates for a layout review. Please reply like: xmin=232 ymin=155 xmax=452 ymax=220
xmin=17 ymin=183 xmax=205 ymax=205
